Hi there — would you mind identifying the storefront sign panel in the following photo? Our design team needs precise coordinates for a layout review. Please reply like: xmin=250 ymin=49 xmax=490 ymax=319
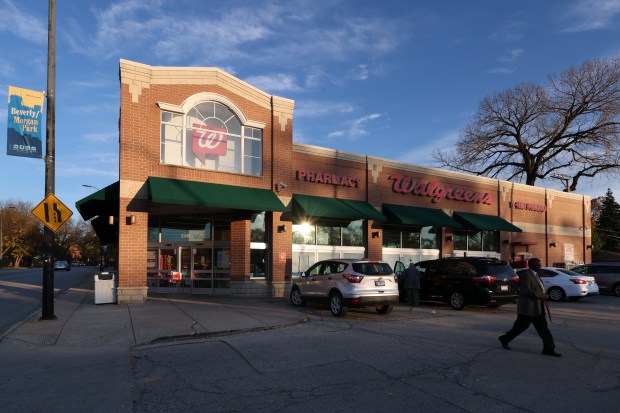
xmin=510 ymin=201 xmax=547 ymax=212
xmin=296 ymin=170 xmax=361 ymax=188
xmin=388 ymin=174 xmax=494 ymax=205
xmin=192 ymin=124 xmax=227 ymax=162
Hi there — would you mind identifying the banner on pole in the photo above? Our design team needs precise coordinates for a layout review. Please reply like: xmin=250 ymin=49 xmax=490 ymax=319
xmin=6 ymin=86 xmax=44 ymax=159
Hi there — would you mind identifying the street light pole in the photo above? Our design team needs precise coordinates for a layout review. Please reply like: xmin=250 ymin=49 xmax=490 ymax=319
xmin=82 ymin=184 xmax=101 ymax=191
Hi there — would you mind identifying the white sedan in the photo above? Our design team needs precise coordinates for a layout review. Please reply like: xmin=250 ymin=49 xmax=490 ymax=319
xmin=517 ymin=267 xmax=599 ymax=301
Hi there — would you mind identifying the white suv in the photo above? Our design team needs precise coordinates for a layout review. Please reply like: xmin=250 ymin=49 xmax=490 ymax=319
xmin=290 ymin=259 xmax=399 ymax=317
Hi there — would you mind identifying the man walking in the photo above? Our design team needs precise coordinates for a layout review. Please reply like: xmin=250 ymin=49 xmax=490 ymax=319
xmin=403 ymin=262 xmax=421 ymax=306
xmin=498 ymin=257 xmax=561 ymax=357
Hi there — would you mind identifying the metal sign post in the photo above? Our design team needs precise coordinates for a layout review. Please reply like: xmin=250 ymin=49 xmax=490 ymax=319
xmin=41 ymin=0 xmax=56 ymax=320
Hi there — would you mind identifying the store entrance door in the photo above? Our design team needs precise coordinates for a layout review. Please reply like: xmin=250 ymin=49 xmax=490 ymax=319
xmin=147 ymin=245 xmax=231 ymax=295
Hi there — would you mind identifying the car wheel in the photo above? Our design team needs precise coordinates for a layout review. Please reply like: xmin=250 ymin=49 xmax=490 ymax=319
xmin=376 ymin=304 xmax=394 ymax=315
xmin=329 ymin=292 xmax=348 ymax=317
xmin=448 ymin=291 xmax=465 ymax=310
xmin=548 ymin=287 xmax=565 ymax=302
xmin=613 ymin=283 xmax=620 ymax=297
xmin=289 ymin=287 xmax=306 ymax=307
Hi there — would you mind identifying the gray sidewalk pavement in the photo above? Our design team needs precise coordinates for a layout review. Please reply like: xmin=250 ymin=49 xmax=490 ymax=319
xmin=0 ymin=275 xmax=309 ymax=412
xmin=2 ymin=275 xmax=308 ymax=348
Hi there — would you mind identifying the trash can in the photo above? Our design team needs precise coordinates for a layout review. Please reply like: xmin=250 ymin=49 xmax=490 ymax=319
xmin=94 ymin=272 xmax=117 ymax=304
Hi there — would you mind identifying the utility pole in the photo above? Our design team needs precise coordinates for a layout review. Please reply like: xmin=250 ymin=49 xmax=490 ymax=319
xmin=552 ymin=174 xmax=571 ymax=193
xmin=41 ymin=0 xmax=56 ymax=320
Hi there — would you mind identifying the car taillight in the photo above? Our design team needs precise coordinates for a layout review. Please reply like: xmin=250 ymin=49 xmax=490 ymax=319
xmin=512 ymin=275 xmax=520 ymax=283
xmin=472 ymin=275 xmax=497 ymax=283
xmin=343 ymin=273 xmax=364 ymax=283
xmin=570 ymin=279 xmax=587 ymax=284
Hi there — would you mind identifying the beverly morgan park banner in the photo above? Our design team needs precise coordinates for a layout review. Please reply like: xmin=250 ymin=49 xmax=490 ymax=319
xmin=7 ymin=86 xmax=44 ymax=159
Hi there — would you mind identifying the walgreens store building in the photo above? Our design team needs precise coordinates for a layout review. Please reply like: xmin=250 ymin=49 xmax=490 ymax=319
xmin=76 ymin=60 xmax=592 ymax=304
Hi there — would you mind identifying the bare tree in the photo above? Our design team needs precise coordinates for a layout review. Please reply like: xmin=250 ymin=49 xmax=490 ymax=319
xmin=434 ymin=57 xmax=620 ymax=191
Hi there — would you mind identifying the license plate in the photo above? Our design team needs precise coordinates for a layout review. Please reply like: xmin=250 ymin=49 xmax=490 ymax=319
xmin=500 ymin=285 xmax=508 ymax=291
xmin=375 ymin=280 xmax=385 ymax=287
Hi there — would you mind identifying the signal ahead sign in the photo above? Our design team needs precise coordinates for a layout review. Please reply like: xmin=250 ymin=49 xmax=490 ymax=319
xmin=32 ymin=194 xmax=73 ymax=232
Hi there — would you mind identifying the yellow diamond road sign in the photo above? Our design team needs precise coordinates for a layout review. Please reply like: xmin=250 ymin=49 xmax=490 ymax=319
xmin=32 ymin=194 xmax=73 ymax=232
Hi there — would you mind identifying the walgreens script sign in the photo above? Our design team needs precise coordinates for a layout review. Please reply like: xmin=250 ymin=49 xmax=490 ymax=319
xmin=389 ymin=174 xmax=495 ymax=205
xmin=192 ymin=124 xmax=227 ymax=162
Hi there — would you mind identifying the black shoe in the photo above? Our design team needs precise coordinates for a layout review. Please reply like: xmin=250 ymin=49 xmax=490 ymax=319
xmin=498 ymin=336 xmax=511 ymax=350
xmin=542 ymin=350 xmax=562 ymax=357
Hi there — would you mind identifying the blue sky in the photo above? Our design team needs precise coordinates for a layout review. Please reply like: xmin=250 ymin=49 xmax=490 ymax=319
xmin=2 ymin=0 xmax=620 ymax=217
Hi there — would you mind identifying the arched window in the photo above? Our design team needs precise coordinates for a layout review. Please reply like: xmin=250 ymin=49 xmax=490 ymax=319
xmin=160 ymin=100 xmax=262 ymax=175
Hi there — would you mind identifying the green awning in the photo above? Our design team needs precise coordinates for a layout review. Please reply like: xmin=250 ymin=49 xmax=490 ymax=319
xmin=382 ymin=204 xmax=462 ymax=228
xmin=148 ymin=177 xmax=286 ymax=212
xmin=293 ymin=194 xmax=386 ymax=221
xmin=340 ymin=199 xmax=386 ymax=222
xmin=453 ymin=211 xmax=522 ymax=232
xmin=75 ymin=181 xmax=120 ymax=221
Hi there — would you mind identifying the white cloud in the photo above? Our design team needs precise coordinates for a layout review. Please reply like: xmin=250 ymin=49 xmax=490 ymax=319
xmin=0 ymin=58 xmax=14 ymax=77
xmin=498 ymin=48 xmax=525 ymax=63
xmin=560 ymin=0 xmax=620 ymax=32
xmin=64 ymin=0 xmax=406 ymax=74
xmin=82 ymin=132 xmax=118 ymax=145
xmin=397 ymin=130 xmax=459 ymax=167
xmin=0 ymin=0 xmax=47 ymax=45
xmin=295 ymin=100 xmax=354 ymax=118
xmin=487 ymin=67 xmax=516 ymax=74
xmin=327 ymin=113 xmax=382 ymax=141
xmin=243 ymin=73 xmax=301 ymax=93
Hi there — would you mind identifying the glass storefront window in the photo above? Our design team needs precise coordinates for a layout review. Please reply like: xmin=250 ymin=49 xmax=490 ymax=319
xmin=454 ymin=230 xmax=500 ymax=252
xmin=160 ymin=101 xmax=263 ymax=176
xmin=293 ymin=224 xmax=316 ymax=245
xmin=454 ymin=233 xmax=467 ymax=250
xmin=251 ymin=212 xmax=266 ymax=242
xmin=343 ymin=220 xmax=363 ymax=246
xmin=402 ymin=229 xmax=421 ymax=248
xmin=317 ymin=225 xmax=341 ymax=246
xmin=382 ymin=226 xmax=436 ymax=249
xmin=250 ymin=249 xmax=267 ymax=278
xmin=482 ymin=230 xmax=499 ymax=251
xmin=382 ymin=228 xmax=401 ymax=248
xmin=421 ymin=227 xmax=437 ymax=249
xmin=468 ymin=231 xmax=482 ymax=251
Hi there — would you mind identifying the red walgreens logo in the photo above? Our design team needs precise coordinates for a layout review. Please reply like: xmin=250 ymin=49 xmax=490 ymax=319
xmin=192 ymin=124 xmax=227 ymax=162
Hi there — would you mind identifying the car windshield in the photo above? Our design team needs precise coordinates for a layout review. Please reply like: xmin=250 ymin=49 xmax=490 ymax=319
xmin=352 ymin=262 xmax=393 ymax=276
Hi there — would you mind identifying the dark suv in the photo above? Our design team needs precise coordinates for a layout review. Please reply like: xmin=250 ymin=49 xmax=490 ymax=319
xmin=397 ymin=257 xmax=519 ymax=310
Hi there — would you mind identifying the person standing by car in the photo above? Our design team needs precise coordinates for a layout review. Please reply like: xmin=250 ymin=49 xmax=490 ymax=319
xmin=498 ymin=258 xmax=562 ymax=357
xmin=403 ymin=262 xmax=421 ymax=306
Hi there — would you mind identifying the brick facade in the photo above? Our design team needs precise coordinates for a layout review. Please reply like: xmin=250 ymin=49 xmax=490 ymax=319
xmin=115 ymin=59 xmax=591 ymax=303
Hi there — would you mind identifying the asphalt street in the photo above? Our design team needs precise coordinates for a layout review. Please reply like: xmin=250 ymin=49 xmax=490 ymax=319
xmin=0 ymin=274 xmax=618 ymax=412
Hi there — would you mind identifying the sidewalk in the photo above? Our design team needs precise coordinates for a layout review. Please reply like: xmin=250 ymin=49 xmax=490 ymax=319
xmin=0 ymin=275 xmax=310 ymax=413
xmin=2 ymin=275 xmax=309 ymax=348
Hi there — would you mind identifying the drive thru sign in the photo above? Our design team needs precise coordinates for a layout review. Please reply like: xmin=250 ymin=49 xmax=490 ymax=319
xmin=31 ymin=194 xmax=73 ymax=232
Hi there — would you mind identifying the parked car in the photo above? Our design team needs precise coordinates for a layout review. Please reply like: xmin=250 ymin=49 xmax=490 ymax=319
xmin=53 ymin=260 xmax=71 ymax=271
xmin=571 ymin=262 xmax=620 ymax=296
xmin=517 ymin=267 xmax=598 ymax=301
xmin=400 ymin=257 xmax=519 ymax=310
xmin=290 ymin=259 xmax=399 ymax=317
